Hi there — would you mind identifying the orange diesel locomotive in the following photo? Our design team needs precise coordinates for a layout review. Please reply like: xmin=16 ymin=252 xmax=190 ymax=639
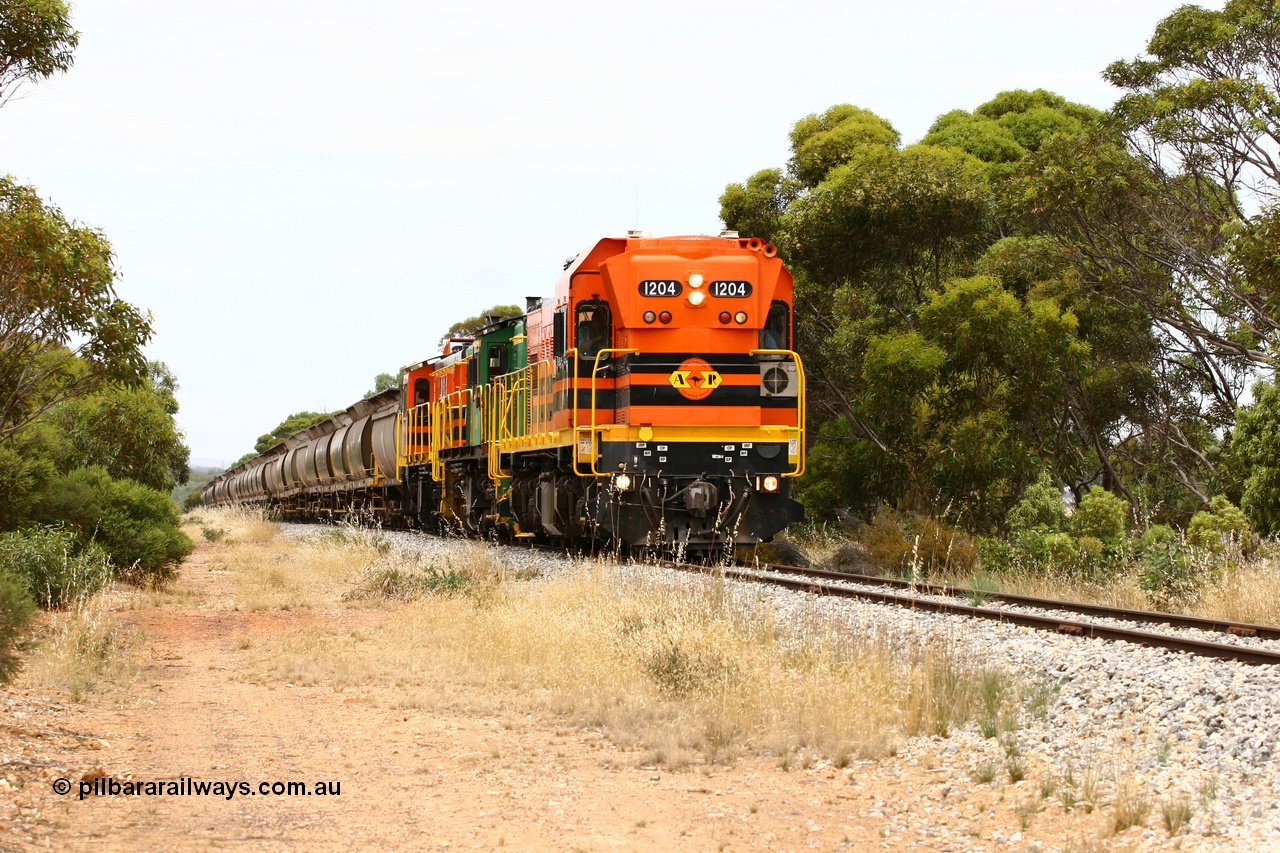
xmin=204 ymin=232 xmax=805 ymax=550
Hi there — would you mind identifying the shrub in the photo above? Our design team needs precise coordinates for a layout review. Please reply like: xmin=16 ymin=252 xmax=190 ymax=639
xmin=1136 ymin=526 xmax=1204 ymax=606
xmin=859 ymin=511 xmax=978 ymax=578
xmin=976 ymin=535 xmax=1019 ymax=573
xmin=34 ymin=467 xmax=192 ymax=583
xmin=1071 ymin=486 xmax=1127 ymax=545
xmin=1076 ymin=535 xmax=1104 ymax=560
xmin=0 ymin=423 xmax=59 ymax=532
xmin=0 ymin=526 xmax=112 ymax=608
xmin=0 ymin=570 xmax=36 ymax=685
xmin=1187 ymin=495 xmax=1252 ymax=553
xmin=1042 ymin=532 xmax=1079 ymax=566
xmin=1006 ymin=471 xmax=1067 ymax=534
xmin=1234 ymin=379 xmax=1280 ymax=534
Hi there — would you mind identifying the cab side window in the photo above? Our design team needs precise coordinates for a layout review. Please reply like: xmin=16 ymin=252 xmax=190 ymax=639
xmin=575 ymin=301 xmax=611 ymax=359
xmin=761 ymin=301 xmax=791 ymax=350
xmin=553 ymin=310 xmax=566 ymax=356
xmin=487 ymin=344 xmax=509 ymax=377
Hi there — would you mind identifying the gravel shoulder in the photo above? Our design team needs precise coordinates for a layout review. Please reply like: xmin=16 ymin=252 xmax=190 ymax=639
xmin=1 ymin=528 xmax=1277 ymax=851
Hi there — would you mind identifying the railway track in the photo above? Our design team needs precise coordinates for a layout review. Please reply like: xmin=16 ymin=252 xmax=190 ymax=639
xmin=658 ymin=558 xmax=1280 ymax=667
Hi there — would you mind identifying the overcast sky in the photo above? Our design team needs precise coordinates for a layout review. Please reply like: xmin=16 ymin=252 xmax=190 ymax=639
xmin=0 ymin=0 xmax=1199 ymax=466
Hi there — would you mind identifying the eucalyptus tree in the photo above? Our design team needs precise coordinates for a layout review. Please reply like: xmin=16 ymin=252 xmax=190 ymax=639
xmin=0 ymin=0 xmax=77 ymax=107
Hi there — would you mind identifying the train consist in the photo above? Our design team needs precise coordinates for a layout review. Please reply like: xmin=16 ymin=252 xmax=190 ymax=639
xmin=202 ymin=232 xmax=806 ymax=550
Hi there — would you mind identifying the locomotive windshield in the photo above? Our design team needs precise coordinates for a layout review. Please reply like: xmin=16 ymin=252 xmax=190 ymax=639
xmin=576 ymin=301 xmax=611 ymax=359
xmin=761 ymin=301 xmax=790 ymax=350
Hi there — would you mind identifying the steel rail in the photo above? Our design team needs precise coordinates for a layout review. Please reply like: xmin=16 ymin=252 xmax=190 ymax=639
xmin=658 ymin=561 xmax=1280 ymax=667
xmin=464 ymin=541 xmax=1280 ymax=665
xmin=755 ymin=562 xmax=1280 ymax=641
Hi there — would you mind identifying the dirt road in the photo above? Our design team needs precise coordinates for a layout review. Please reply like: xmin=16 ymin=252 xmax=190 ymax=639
xmin=2 ymin=539 xmax=1166 ymax=852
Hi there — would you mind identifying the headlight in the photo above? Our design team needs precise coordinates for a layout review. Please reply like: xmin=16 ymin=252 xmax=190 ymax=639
xmin=613 ymin=473 xmax=633 ymax=491
xmin=688 ymin=290 xmax=706 ymax=307
xmin=689 ymin=273 xmax=704 ymax=288
xmin=762 ymin=475 xmax=779 ymax=493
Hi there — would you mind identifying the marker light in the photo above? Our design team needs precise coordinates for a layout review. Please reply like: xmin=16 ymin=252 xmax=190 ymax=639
xmin=688 ymin=290 xmax=706 ymax=307
xmin=734 ymin=311 xmax=748 ymax=324
xmin=659 ymin=311 xmax=672 ymax=324
xmin=643 ymin=310 xmax=657 ymax=324
xmin=688 ymin=273 xmax=704 ymax=288
xmin=719 ymin=311 xmax=731 ymax=324
xmin=614 ymin=473 xmax=633 ymax=491
xmin=762 ymin=475 xmax=779 ymax=493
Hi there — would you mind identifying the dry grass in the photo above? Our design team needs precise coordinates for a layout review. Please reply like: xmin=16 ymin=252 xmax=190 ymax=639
xmin=1194 ymin=559 xmax=1280 ymax=624
xmin=20 ymin=589 xmax=139 ymax=700
xmin=992 ymin=570 xmax=1149 ymax=611
xmin=782 ymin=522 xmax=852 ymax=567
xmin=1111 ymin=779 xmax=1152 ymax=834
xmin=184 ymin=505 xmax=279 ymax=547
xmin=238 ymin=529 xmax=1003 ymax=767
xmin=230 ymin=532 xmax=362 ymax=611
xmin=795 ymin=521 xmax=1280 ymax=625
xmin=989 ymin=558 xmax=1280 ymax=625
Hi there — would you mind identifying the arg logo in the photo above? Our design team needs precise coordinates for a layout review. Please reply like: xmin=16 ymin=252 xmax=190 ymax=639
xmin=668 ymin=358 xmax=723 ymax=401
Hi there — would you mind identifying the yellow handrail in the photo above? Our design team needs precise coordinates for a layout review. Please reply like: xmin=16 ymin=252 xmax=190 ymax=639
xmin=485 ymin=382 xmax=510 ymax=495
xmin=571 ymin=347 xmax=639 ymax=477
xmin=749 ymin=348 xmax=806 ymax=477
xmin=430 ymin=387 xmax=470 ymax=482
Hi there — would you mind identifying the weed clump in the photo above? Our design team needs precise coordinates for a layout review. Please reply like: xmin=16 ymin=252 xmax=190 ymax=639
xmin=0 ymin=525 xmax=112 ymax=608
xmin=0 ymin=570 xmax=36 ymax=685
xmin=858 ymin=511 xmax=978 ymax=578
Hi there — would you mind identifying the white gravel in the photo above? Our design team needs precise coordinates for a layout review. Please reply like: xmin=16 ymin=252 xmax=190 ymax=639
xmin=277 ymin=523 xmax=1280 ymax=849
xmin=751 ymin=567 xmax=1280 ymax=653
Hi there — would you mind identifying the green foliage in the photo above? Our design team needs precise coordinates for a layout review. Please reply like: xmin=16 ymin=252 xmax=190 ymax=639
xmin=0 ymin=0 xmax=78 ymax=104
xmin=718 ymin=168 xmax=801 ymax=244
xmin=172 ymin=465 xmax=222 ymax=510
xmin=1136 ymin=524 xmax=1178 ymax=554
xmin=720 ymin=83 xmax=1239 ymax=530
xmin=1233 ymin=380 xmax=1280 ymax=535
xmin=1041 ymin=532 xmax=1079 ymax=566
xmin=789 ymin=143 xmax=992 ymax=287
xmin=438 ymin=304 xmax=522 ymax=347
xmin=1135 ymin=526 xmax=1204 ymax=607
xmin=1094 ymin=1 xmax=1280 ymax=457
xmin=924 ymin=110 xmax=1025 ymax=165
xmin=1187 ymin=495 xmax=1251 ymax=552
xmin=0 ymin=421 xmax=59 ymax=531
xmin=0 ymin=524 xmax=110 ymax=607
xmin=364 ymin=372 xmax=398 ymax=399
xmin=0 ymin=568 xmax=35 ymax=685
xmin=253 ymin=410 xmax=334 ymax=455
xmin=1007 ymin=472 xmax=1067 ymax=534
xmin=0 ymin=177 xmax=152 ymax=442
xmin=787 ymin=104 xmax=900 ymax=187
xmin=1071 ymin=487 xmax=1127 ymax=545
xmin=34 ymin=467 xmax=192 ymax=582
xmin=48 ymin=361 xmax=190 ymax=492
